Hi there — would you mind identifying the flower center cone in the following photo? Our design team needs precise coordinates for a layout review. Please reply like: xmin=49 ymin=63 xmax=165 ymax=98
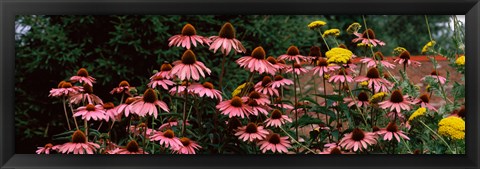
xmin=181 ymin=24 xmax=197 ymax=36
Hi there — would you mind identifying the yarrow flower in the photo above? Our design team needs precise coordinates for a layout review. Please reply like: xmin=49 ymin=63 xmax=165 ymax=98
xmin=408 ymin=107 xmax=427 ymax=122
xmin=257 ymin=133 xmax=291 ymax=153
xmin=236 ymin=46 xmax=277 ymax=75
xmin=209 ymin=22 xmax=246 ymax=54
xmin=392 ymin=47 xmax=407 ymax=56
xmin=168 ymin=23 xmax=211 ymax=49
xmin=421 ymin=40 xmax=436 ymax=53
xmin=438 ymin=116 xmax=465 ymax=140
xmin=325 ymin=47 xmax=353 ymax=64
xmin=171 ymin=50 xmax=212 ymax=81
xmin=370 ymin=92 xmax=386 ymax=104
xmin=346 ymin=22 xmax=362 ymax=34
xmin=322 ymin=28 xmax=340 ymax=37
xmin=70 ymin=68 xmax=96 ymax=87
xmin=455 ymin=55 xmax=465 ymax=66
xmin=56 ymin=130 xmax=100 ymax=154
xmin=352 ymin=29 xmax=385 ymax=46
xmin=308 ymin=20 xmax=326 ymax=29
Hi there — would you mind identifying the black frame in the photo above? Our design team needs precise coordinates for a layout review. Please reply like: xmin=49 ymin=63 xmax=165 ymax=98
xmin=1 ymin=0 xmax=479 ymax=169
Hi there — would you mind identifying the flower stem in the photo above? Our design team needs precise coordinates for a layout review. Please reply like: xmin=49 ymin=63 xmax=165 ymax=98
xmin=219 ymin=53 xmax=228 ymax=90
xmin=182 ymin=81 xmax=189 ymax=136
xmin=68 ymin=103 xmax=79 ymax=130
xmin=317 ymin=29 xmax=330 ymax=50
xmin=62 ymin=97 xmax=72 ymax=130
xmin=280 ymin=127 xmax=316 ymax=154
xmin=419 ymin=120 xmax=455 ymax=154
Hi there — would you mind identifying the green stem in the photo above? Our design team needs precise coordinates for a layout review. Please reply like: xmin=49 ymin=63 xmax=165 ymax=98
xmin=62 ymin=97 xmax=72 ymax=130
xmin=280 ymin=127 xmax=316 ymax=154
xmin=419 ymin=120 xmax=455 ymax=154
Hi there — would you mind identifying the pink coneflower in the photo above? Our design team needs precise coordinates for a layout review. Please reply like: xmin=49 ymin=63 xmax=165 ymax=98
xmin=278 ymin=46 xmax=306 ymax=64
xmin=355 ymin=68 xmax=392 ymax=93
xmin=286 ymin=63 xmax=308 ymax=75
xmin=129 ymin=88 xmax=170 ymax=118
xmin=209 ymin=22 xmax=246 ymax=54
xmin=150 ymin=129 xmax=183 ymax=149
xmin=258 ymin=133 xmax=291 ymax=153
xmin=128 ymin=123 xmax=155 ymax=137
xmin=216 ymin=96 xmax=252 ymax=118
xmin=151 ymin=62 xmax=174 ymax=80
xmin=57 ymin=130 xmax=100 ymax=154
xmin=158 ymin=120 xmax=191 ymax=131
xmin=329 ymin=69 xmax=354 ymax=83
xmin=246 ymin=99 xmax=269 ymax=116
xmin=339 ymin=128 xmax=377 ymax=152
xmin=70 ymin=68 xmax=96 ymax=86
xmin=319 ymin=145 xmax=346 ymax=154
xmin=360 ymin=52 xmax=395 ymax=69
xmin=110 ymin=140 xmax=146 ymax=154
xmin=266 ymin=56 xmax=289 ymax=73
xmin=169 ymin=81 xmax=194 ymax=96
xmin=379 ymin=90 xmax=412 ymax=113
xmin=352 ymin=29 xmax=385 ymax=46
xmin=148 ymin=75 xmax=175 ymax=90
xmin=272 ymin=97 xmax=294 ymax=110
xmin=413 ymin=94 xmax=437 ymax=112
xmin=69 ymin=84 xmax=103 ymax=105
xmin=306 ymin=46 xmax=322 ymax=64
xmin=36 ymin=143 xmax=55 ymax=154
xmin=189 ymin=82 xmax=222 ymax=101
xmin=394 ymin=51 xmax=421 ymax=68
xmin=254 ymin=76 xmax=279 ymax=97
xmin=74 ymin=104 xmax=107 ymax=121
xmin=170 ymin=50 xmax=211 ymax=81
xmin=173 ymin=137 xmax=202 ymax=154
xmin=110 ymin=80 xmax=134 ymax=96
xmin=386 ymin=111 xmax=406 ymax=121
xmin=343 ymin=92 xmax=370 ymax=108
xmin=49 ymin=81 xmax=83 ymax=98
xmin=102 ymin=102 xmax=118 ymax=122
xmin=235 ymin=123 xmax=269 ymax=142
xmin=244 ymin=91 xmax=270 ymax=106
xmin=264 ymin=109 xmax=292 ymax=127
xmin=271 ymin=75 xmax=294 ymax=89
xmin=115 ymin=97 xmax=138 ymax=117
xmin=168 ymin=23 xmax=211 ymax=49
xmin=236 ymin=46 xmax=277 ymax=75
xmin=421 ymin=70 xmax=447 ymax=85
xmin=311 ymin=58 xmax=339 ymax=77
xmin=377 ymin=122 xmax=410 ymax=142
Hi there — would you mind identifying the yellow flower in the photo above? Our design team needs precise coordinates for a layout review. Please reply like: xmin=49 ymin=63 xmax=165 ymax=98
xmin=232 ymin=83 xmax=247 ymax=97
xmin=325 ymin=47 xmax=353 ymax=64
xmin=455 ymin=55 xmax=465 ymax=66
xmin=426 ymin=85 xmax=432 ymax=92
xmin=357 ymin=43 xmax=373 ymax=48
xmin=322 ymin=29 xmax=340 ymax=37
xmin=359 ymin=81 xmax=368 ymax=87
xmin=393 ymin=47 xmax=407 ymax=56
xmin=323 ymin=74 xmax=330 ymax=80
xmin=369 ymin=92 xmax=386 ymax=104
xmin=438 ymin=116 xmax=465 ymax=140
xmin=421 ymin=41 xmax=436 ymax=53
xmin=408 ymin=107 xmax=427 ymax=122
xmin=308 ymin=20 xmax=327 ymax=29
xmin=346 ymin=22 xmax=362 ymax=34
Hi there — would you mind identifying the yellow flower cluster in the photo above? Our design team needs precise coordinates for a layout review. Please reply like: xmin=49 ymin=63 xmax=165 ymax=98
xmin=359 ymin=81 xmax=368 ymax=87
xmin=357 ymin=43 xmax=373 ymax=48
xmin=232 ymin=82 xmax=252 ymax=97
xmin=322 ymin=29 xmax=340 ymax=37
xmin=408 ymin=107 xmax=427 ymax=121
xmin=308 ymin=20 xmax=327 ymax=29
xmin=438 ymin=116 xmax=465 ymax=140
xmin=325 ymin=47 xmax=353 ymax=64
xmin=455 ymin=55 xmax=465 ymax=66
xmin=393 ymin=47 xmax=407 ymax=56
xmin=421 ymin=41 xmax=436 ymax=53
xmin=346 ymin=22 xmax=362 ymax=34
xmin=369 ymin=92 xmax=386 ymax=104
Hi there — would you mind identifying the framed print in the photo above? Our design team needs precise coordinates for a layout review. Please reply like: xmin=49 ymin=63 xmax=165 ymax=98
xmin=1 ymin=0 xmax=479 ymax=169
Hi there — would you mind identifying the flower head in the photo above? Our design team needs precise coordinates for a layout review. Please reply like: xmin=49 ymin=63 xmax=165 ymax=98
xmin=216 ymin=96 xmax=252 ymax=118
xmin=171 ymin=50 xmax=212 ymax=81
xmin=455 ymin=55 xmax=465 ymax=66
xmin=150 ymin=129 xmax=183 ymax=149
xmin=190 ymin=82 xmax=223 ymax=101
xmin=168 ymin=23 xmax=211 ymax=49
xmin=70 ymin=68 xmax=96 ymax=86
xmin=308 ymin=20 xmax=326 ymax=29
xmin=129 ymin=88 xmax=170 ymax=118
xmin=421 ymin=40 xmax=436 ymax=53
xmin=264 ymin=109 xmax=292 ymax=128
xmin=323 ymin=28 xmax=340 ymax=37
xmin=234 ymin=123 xmax=269 ymax=142
xmin=56 ymin=130 xmax=100 ymax=154
xmin=377 ymin=122 xmax=410 ymax=142
xmin=438 ymin=116 xmax=465 ymax=140
xmin=74 ymin=104 xmax=107 ymax=121
xmin=378 ymin=90 xmax=412 ymax=112
xmin=278 ymin=46 xmax=306 ymax=64
xmin=408 ymin=107 xmax=427 ymax=122
xmin=352 ymin=29 xmax=385 ymax=46
xmin=339 ymin=128 xmax=377 ymax=152
xmin=209 ymin=22 xmax=246 ymax=54
xmin=49 ymin=81 xmax=83 ymax=97
xmin=346 ymin=22 xmax=362 ymax=34
xmin=257 ymin=133 xmax=291 ymax=153
xmin=325 ymin=47 xmax=353 ymax=64
xmin=236 ymin=46 xmax=277 ymax=75
xmin=173 ymin=137 xmax=202 ymax=154
xmin=393 ymin=47 xmax=407 ymax=56
xmin=110 ymin=140 xmax=146 ymax=154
